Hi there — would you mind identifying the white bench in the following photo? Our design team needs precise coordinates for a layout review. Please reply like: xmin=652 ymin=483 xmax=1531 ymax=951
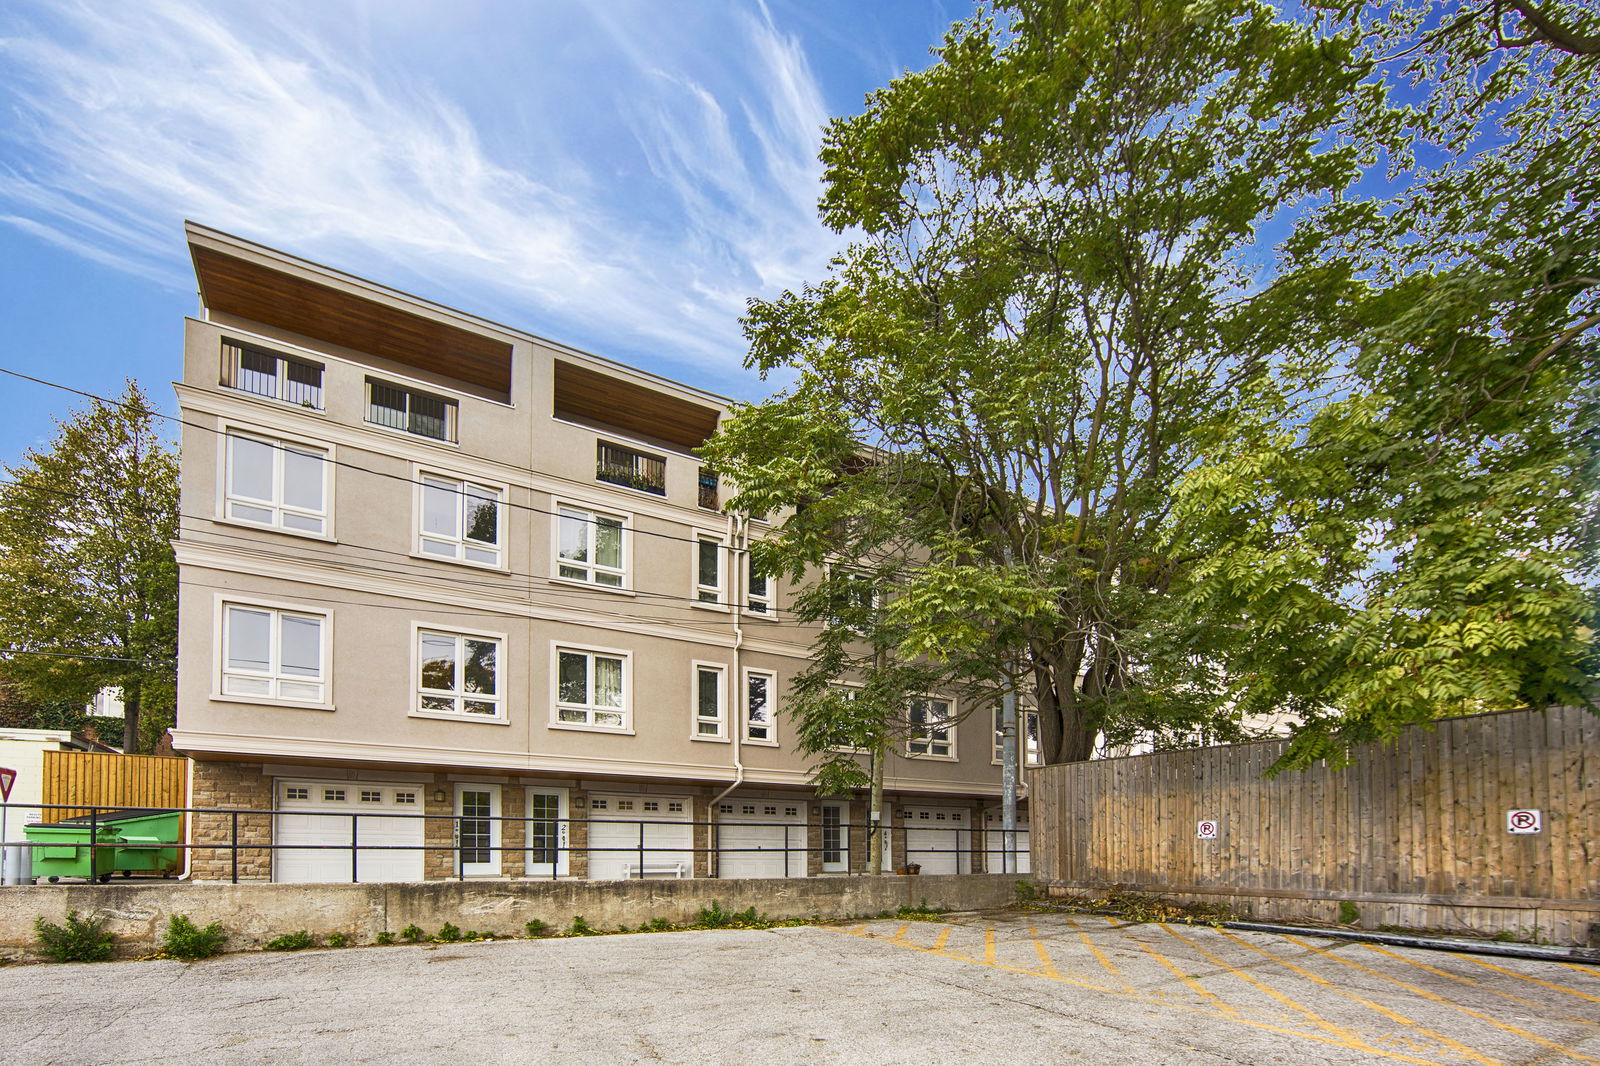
xmin=619 ymin=861 xmax=687 ymax=879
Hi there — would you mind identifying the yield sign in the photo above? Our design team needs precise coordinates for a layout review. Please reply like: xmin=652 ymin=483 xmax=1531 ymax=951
xmin=0 ymin=767 xmax=14 ymax=801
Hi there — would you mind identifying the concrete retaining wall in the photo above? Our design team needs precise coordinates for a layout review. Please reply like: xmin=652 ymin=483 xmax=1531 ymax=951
xmin=0 ymin=874 xmax=1023 ymax=961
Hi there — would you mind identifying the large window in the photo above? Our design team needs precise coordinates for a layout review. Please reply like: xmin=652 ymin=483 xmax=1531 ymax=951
xmin=555 ymin=647 xmax=627 ymax=730
xmin=693 ymin=663 xmax=726 ymax=739
xmin=416 ymin=629 xmax=503 ymax=719
xmin=695 ymin=535 xmax=723 ymax=605
xmin=221 ymin=603 xmax=326 ymax=703
xmin=908 ymin=697 xmax=956 ymax=758
xmin=224 ymin=430 xmax=329 ymax=535
xmin=744 ymin=669 xmax=776 ymax=744
xmin=746 ymin=556 xmax=771 ymax=615
xmin=366 ymin=378 xmax=457 ymax=442
xmin=222 ymin=340 xmax=323 ymax=409
xmin=556 ymin=505 xmax=626 ymax=587
xmin=992 ymin=705 xmax=1042 ymax=766
xmin=419 ymin=474 xmax=502 ymax=566
xmin=596 ymin=440 xmax=665 ymax=495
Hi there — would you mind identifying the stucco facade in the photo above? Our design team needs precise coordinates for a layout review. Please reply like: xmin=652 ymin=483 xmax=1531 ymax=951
xmin=171 ymin=224 xmax=1021 ymax=883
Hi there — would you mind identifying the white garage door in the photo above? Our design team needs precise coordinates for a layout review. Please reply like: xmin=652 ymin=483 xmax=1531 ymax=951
xmin=275 ymin=780 xmax=425 ymax=883
xmin=983 ymin=811 xmax=1031 ymax=874
xmin=897 ymin=806 xmax=973 ymax=875
xmin=588 ymin=794 xmax=693 ymax=879
xmin=716 ymin=799 xmax=807 ymax=879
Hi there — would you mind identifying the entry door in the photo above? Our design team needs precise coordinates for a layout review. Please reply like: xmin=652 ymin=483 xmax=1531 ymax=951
xmin=820 ymin=804 xmax=848 ymax=873
xmin=525 ymin=787 xmax=569 ymax=878
xmin=456 ymin=785 xmax=501 ymax=876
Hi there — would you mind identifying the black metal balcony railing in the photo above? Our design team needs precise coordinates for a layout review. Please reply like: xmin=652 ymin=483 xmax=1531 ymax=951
xmin=596 ymin=442 xmax=666 ymax=495
xmin=0 ymin=802 xmax=1029 ymax=885
xmin=698 ymin=471 xmax=720 ymax=511
xmin=222 ymin=340 xmax=324 ymax=409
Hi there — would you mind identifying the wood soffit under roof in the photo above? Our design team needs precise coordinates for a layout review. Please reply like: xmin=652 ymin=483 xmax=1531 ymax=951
xmin=192 ymin=246 xmax=513 ymax=396
xmin=552 ymin=360 xmax=721 ymax=453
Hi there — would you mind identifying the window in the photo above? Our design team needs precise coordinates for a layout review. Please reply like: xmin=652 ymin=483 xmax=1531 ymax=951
xmin=285 ymin=787 xmax=309 ymax=801
xmin=555 ymin=647 xmax=628 ymax=729
xmin=746 ymin=556 xmax=771 ymax=615
xmin=698 ymin=469 xmax=719 ymax=511
xmin=556 ymin=505 xmax=626 ymax=587
xmin=596 ymin=441 xmax=665 ymax=495
xmin=695 ymin=535 xmax=723 ymax=605
xmin=419 ymin=474 xmax=502 ymax=566
xmin=221 ymin=603 xmax=326 ymax=703
xmin=908 ymin=697 xmax=955 ymax=758
xmin=324 ymin=789 xmax=346 ymax=802
xmin=693 ymin=663 xmax=726 ymax=739
xmin=360 ymin=790 xmax=382 ymax=803
xmin=222 ymin=339 xmax=323 ymax=409
xmin=824 ymin=565 xmax=878 ymax=627
xmin=745 ymin=669 xmax=776 ymax=744
xmin=993 ymin=705 xmax=1042 ymax=766
xmin=224 ymin=430 xmax=329 ymax=535
xmin=416 ymin=629 xmax=503 ymax=719
xmin=395 ymin=792 xmax=417 ymax=805
xmin=366 ymin=378 xmax=457 ymax=442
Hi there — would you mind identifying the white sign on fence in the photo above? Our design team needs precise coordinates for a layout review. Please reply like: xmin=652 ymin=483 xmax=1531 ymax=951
xmin=1196 ymin=820 xmax=1219 ymax=840
xmin=1506 ymin=809 xmax=1542 ymax=834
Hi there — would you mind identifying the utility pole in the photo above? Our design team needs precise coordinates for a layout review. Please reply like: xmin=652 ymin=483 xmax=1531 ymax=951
xmin=1001 ymin=688 xmax=1018 ymax=874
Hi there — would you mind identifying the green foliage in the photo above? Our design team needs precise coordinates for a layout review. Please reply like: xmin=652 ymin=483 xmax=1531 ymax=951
xmin=567 ymin=916 xmax=597 ymax=936
xmin=161 ymin=914 xmax=226 ymax=961
xmin=639 ymin=917 xmax=674 ymax=932
xmin=264 ymin=930 xmax=314 ymax=952
xmin=523 ymin=918 xmax=551 ymax=938
xmin=0 ymin=382 xmax=178 ymax=752
xmin=693 ymin=901 xmax=767 ymax=929
xmin=34 ymin=910 xmax=113 ymax=962
xmin=399 ymin=924 xmax=425 ymax=944
xmin=433 ymin=922 xmax=461 ymax=943
xmin=1014 ymin=880 xmax=1038 ymax=903
xmin=1338 ymin=901 xmax=1361 ymax=926
xmin=895 ymin=902 xmax=948 ymax=922
xmin=374 ymin=931 xmax=395 ymax=946
xmin=327 ymin=932 xmax=347 ymax=948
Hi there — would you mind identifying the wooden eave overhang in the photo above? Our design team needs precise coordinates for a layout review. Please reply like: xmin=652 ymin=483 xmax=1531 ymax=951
xmin=190 ymin=244 xmax=514 ymax=398
xmin=552 ymin=359 xmax=721 ymax=453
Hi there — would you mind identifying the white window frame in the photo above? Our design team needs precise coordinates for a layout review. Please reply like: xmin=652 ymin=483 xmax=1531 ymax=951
xmin=413 ymin=466 xmax=507 ymax=570
xmin=551 ymin=499 xmax=631 ymax=592
xmin=992 ymin=705 xmax=1042 ymax=766
xmin=826 ymin=682 xmax=868 ymax=754
xmin=411 ymin=624 xmax=508 ymax=724
xmin=218 ymin=425 xmax=333 ymax=539
xmin=455 ymin=783 xmax=502 ymax=876
xmin=693 ymin=531 xmax=726 ymax=609
xmin=213 ymin=596 xmax=332 ymax=709
xmin=907 ymin=696 xmax=957 ymax=760
xmin=221 ymin=339 xmax=325 ymax=410
xmin=743 ymin=667 xmax=778 ymax=746
xmin=745 ymin=551 xmax=772 ymax=615
xmin=691 ymin=661 xmax=728 ymax=742
xmin=364 ymin=377 xmax=459 ymax=443
xmin=550 ymin=643 xmax=632 ymax=734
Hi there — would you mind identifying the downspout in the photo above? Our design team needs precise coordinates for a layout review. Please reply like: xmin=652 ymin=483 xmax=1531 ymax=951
xmin=708 ymin=511 xmax=747 ymax=876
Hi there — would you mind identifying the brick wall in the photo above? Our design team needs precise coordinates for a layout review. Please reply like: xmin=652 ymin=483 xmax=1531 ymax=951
xmin=189 ymin=760 xmax=274 ymax=882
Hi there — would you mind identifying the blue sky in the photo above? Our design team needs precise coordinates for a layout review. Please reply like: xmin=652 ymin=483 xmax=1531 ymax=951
xmin=0 ymin=0 xmax=962 ymax=460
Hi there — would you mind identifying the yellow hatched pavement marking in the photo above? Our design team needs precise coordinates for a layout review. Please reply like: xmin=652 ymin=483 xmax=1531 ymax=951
xmin=1066 ymin=916 xmax=1135 ymax=993
xmin=1028 ymin=926 xmax=1059 ymax=977
xmin=1128 ymin=932 xmax=1246 ymax=1021
xmin=1452 ymin=955 xmax=1600 ymax=1004
xmin=823 ymin=925 xmax=1455 ymax=1066
xmin=889 ymin=924 xmax=911 ymax=945
xmin=933 ymin=928 xmax=952 ymax=952
xmin=1360 ymin=944 xmax=1600 ymax=1027
xmin=1554 ymin=962 xmax=1600 ymax=980
xmin=984 ymin=927 xmax=998 ymax=966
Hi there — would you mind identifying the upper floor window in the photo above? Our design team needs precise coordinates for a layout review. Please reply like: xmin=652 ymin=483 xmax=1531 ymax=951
xmin=698 ymin=469 xmax=719 ymax=511
xmin=992 ymin=705 xmax=1042 ymax=766
xmin=366 ymin=378 xmax=457 ymax=442
xmin=695 ymin=535 xmax=723 ymax=605
xmin=416 ymin=628 xmax=503 ymax=720
xmin=555 ymin=647 xmax=628 ymax=730
xmin=419 ymin=474 xmax=502 ymax=567
xmin=221 ymin=602 xmax=327 ymax=703
xmin=694 ymin=663 xmax=726 ymax=739
xmin=746 ymin=556 xmax=771 ymax=615
xmin=908 ymin=697 xmax=956 ymax=758
xmin=596 ymin=441 xmax=665 ymax=496
xmin=744 ymin=668 xmax=776 ymax=744
xmin=224 ymin=430 xmax=329 ymax=536
xmin=222 ymin=340 xmax=323 ymax=409
xmin=557 ymin=505 xmax=626 ymax=588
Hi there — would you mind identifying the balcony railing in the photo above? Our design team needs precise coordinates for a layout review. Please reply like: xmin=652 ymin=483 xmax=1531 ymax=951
xmin=697 ymin=471 xmax=719 ymax=511
xmin=596 ymin=442 xmax=666 ymax=495
xmin=221 ymin=340 xmax=324 ymax=409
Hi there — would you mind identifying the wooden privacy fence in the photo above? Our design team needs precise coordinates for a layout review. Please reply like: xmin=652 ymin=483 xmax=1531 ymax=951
xmin=1030 ymin=706 xmax=1599 ymax=945
xmin=40 ymin=750 xmax=188 ymax=822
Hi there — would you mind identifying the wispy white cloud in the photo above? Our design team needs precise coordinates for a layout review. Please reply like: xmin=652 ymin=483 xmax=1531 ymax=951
xmin=0 ymin=0 xmax=844 ymax=381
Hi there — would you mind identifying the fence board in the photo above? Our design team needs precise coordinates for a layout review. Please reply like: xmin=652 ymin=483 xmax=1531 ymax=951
xmin=40 ymin=751 xmax=188 ymax=822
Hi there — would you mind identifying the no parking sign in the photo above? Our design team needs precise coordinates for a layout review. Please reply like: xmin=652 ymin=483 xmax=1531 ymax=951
xmin=1506 ymin=809 xmax=1541 ymax=834
xmin=1196 ymin=819 xmax=1219 ymax=840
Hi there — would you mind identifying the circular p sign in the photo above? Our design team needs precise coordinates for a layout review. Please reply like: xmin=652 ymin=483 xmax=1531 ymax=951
xmin=1506 ymin=809 xmax=1541 ymax=834
xmin=1196 ymin=820 xmax=1219 ymax=840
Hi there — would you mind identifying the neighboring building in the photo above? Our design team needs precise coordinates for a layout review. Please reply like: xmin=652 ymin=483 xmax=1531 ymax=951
xmin=0 ymin=728 xmax=114 ymax=883
xmin=170 ymin=224 xmax=1024 ymax=883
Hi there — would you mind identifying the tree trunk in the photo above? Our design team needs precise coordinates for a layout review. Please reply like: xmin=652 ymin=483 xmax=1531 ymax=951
xmin=122 ymin=677 xmax=142 ymax=754
xmin=868 ymin=742 xmax=885 ymax=875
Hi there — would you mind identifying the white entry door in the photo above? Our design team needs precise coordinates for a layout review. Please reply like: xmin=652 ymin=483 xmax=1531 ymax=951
xmin=588 ymin=794 xmax=693 ymax=879
xmin=716 ymin=799 xmax=807 ymax=878
xmin=897 ymin=806 xmax=973 ymax=875
xmin=525 ymin=787 xmax=569 ymax=878
xmin=820 ymin=803 xmax=849 ymax=873
xmin=455 ymin=785 xmax=501 ymax=876
xmin=275 ymin=780 xmax=425 ymax=883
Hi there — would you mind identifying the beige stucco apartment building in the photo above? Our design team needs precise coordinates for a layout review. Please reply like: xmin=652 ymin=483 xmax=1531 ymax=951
xmin=170 ymin=224 xmax=1028 ymax=883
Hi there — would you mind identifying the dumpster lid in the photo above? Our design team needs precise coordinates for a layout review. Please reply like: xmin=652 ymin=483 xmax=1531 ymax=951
xmin=52 ymin=809 xmax=179 ymax=825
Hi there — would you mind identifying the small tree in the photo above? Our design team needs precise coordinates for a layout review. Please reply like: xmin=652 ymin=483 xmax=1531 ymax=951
xmin=0 ymin=382 xmax=178 ymax=753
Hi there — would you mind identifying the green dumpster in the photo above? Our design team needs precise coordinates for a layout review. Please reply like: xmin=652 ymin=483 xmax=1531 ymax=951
xmin=23 ymin=810 xmax=181 ymax=882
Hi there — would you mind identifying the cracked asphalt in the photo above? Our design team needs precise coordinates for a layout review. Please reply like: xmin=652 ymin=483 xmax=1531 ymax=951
xmin=2 ymin=911 xmax=1597 ymax=1065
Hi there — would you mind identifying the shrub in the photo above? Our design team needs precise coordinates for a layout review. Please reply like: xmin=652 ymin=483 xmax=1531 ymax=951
xmin=694 ymin=902 xmax=765 ymax=929
xmin=434 ymin=922 xmax=461 ymax=943
xmin=265 ymin=930 xmax=315 ymax=951
xmin=327 ymin=932 xmax=348 ymax=948
xmin=399 ymin=924 xmax=425 ymax=944
xmin=375 ymin=931 xmax=395 ymax=946
xmin=1338 ymin=901 xmax=1361 ymax=925
xmin=896 ymin=902 xmax=948 ymax=922
xmin=162 ymin=914 xmax=226 ymax=961
xmin=640 ymin=917 xmax=674 ymax=933
xmin=34 ymin=910 xmax=113 ymax=963
xmin=568 ymin=916 xmax=596 ymax=936
xmin=524 ymin=919 xmax=551 ymax=938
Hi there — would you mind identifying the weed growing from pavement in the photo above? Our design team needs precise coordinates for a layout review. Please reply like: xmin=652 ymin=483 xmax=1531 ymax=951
xmin=375 ymin=931 xmax=395 ymax=945
xmin=161 ymin=915 xmax=227 ymax=960
xmin=1040 ymin=890 xmax=1234 ymax=926
xmin=264 ymin=930 xmax=315 ymax=951
xmin=399 ymin=924 xmax=425 ymax=944
xmin=34 ymin=910 xmax=114 ymax=962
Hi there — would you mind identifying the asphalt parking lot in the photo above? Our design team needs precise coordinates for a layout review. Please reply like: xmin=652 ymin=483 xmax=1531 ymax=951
xmin=2 ymin=910 xmax=1596 ymax=1065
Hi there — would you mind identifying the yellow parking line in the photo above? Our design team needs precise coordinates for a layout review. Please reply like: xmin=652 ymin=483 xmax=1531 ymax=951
xmin=1066 ymin=916 xmax=1134 ymax=993
xmin=1128 ymin=933 xmax=1244 ymax=1020
xmin=889 ymin=923 xmax=911 ymax=944
xmin=1028 ymin=926 xmax=1059 ymax=977
xmin=1360 ymin=943 xmax=1600 ymax=1026
xmin=1555 ymin=961 xmax=1600 ymax=981
xmin=933 ymin=928 xmax=951 ymax=952
xmin=1452 ymin=955 xmax=1600 ymax=1004
xmin=984 ymin=927 xmax=997 ymax=966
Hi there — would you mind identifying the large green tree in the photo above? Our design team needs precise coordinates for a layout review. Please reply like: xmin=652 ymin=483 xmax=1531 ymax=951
xmin=707 ymin=0 xmax=1390 ymax=766
xmin=0 ymin=382 xmax=179 ymax=753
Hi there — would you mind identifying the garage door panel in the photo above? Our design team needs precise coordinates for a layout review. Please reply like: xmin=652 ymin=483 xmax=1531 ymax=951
xmin=899 ymin=807 xmax=973 ymax=875
xmin=589 ymin=794 xmax=693 ymax=879
xmin=275 ymin=781 xmax=425 ymax=884
xmin=716 ymin=800 xmax=806 ymax=879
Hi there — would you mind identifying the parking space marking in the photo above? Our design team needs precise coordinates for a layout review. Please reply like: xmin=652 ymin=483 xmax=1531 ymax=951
xmin=1359 ymin=943 xmax=1600 ymax=1026
xmin=1028 ymin=926 xmax=1059 ymax=977
xmin=1452 ymin=955 xmax=1600 ymax=1004
xmin=1065 ymin=915 xmax=1135 ymax=993
xmin=1283 ymin=936 xmax=1599 ymax=1066
xmin=1127 ymin=929 xmax=1246 ymax=1021
xmin=1555 ymin=962 xmax=1600 ymax=980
